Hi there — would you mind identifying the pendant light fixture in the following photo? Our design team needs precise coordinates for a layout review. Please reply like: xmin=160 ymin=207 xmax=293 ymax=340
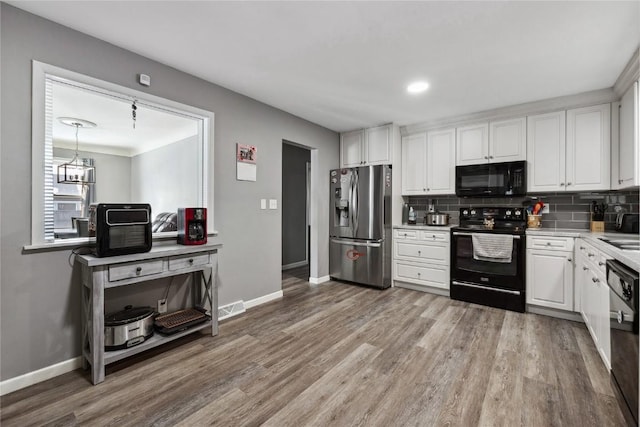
xmin=57 ymin=117 xmax=97 ymax=184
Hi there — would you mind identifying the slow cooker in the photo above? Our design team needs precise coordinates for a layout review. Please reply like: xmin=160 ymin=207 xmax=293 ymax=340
xmin=104 ymin=305 xmax=155 ymax=350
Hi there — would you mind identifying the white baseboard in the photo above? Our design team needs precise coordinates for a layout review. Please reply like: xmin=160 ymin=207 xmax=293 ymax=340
xmin=0 ymin=356 xmax=83 ymax=396
xmin=282 ymin=261 xmax=308 ymax=271
xmin=526 ymin=305 xmax=584 ymax=322
xmin=309 ymin=275 xmax=330 ymax=285
xmin=393 ymin=280 xmax=450 ymax=297
xmin=244 ymin=290 xmax=283 ymax=309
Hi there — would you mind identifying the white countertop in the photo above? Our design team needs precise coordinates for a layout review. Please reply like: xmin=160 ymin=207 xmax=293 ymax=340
xmin=526 ymin=228 xmax=640 ymax=271
xmin=394 ymin=224 xmax=456 ymax=230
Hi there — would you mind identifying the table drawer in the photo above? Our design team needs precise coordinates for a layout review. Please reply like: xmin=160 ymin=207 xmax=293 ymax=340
xmin=169 ymin=253 xmax=210 ymax=271
xmin=527 ymin=236 xmax=574 ymax=251
xmin=395 ymin=229 xmax=418 ymax=240
xmin=108 ymin=260 xmax=164 ymax=282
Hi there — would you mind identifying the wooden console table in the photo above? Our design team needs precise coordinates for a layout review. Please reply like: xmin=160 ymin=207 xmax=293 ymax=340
xmin=76 ymin=242 xmax=221 ymax=385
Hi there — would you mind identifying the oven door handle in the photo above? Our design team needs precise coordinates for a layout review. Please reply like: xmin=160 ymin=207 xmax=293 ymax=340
xmin=452 ymin=281 xmax=522 ymax=295
xmin=452 ymin=232 xmax=520 ymax=239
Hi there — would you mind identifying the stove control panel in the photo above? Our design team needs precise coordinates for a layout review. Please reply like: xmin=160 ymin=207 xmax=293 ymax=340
xmin=459 ymin=207 xmax=526 ymax=221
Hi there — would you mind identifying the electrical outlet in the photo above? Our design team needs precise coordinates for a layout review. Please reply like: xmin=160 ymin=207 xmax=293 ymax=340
xmin=157 ymin=298 xmax=167 ymax=314
xmin=542 ymin=204 xmax=550 ymax=214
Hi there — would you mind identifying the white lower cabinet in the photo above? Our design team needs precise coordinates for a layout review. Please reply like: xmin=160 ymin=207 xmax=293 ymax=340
xmin=526 ymin=236 xmax=574 ymax=311
xmin=393 ymin=228 xmax=450 ymax=291
xmin=575 ymin=239 xmax=611 ymax=369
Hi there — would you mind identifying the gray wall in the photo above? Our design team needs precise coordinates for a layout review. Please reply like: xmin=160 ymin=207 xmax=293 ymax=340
xmin=282 ymin=143 xmax=310 ymax=266
xmin=0 ymin=4 xmax=339 ymax=381
xmin=131 ymin=135 xmax=200 ymax=214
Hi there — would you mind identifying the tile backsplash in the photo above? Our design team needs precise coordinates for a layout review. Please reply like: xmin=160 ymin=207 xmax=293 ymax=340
xmin=407 ymin=190 xmax=639 ymax=230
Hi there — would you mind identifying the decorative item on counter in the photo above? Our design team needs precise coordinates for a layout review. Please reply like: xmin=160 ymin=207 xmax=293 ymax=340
xmin=408 ymin=207 xmax=416 ymax=224
xmin=483 ymin=217 xmax=495 ymax=229
xmin=526 ymin=201 xmax=544 ymax=228
xmin=590 ymin=200 xmax=607 ymax=232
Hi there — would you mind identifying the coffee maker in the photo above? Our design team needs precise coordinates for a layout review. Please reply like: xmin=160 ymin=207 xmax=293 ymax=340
xmin=177 ymin=208 xmax=207 ymax=245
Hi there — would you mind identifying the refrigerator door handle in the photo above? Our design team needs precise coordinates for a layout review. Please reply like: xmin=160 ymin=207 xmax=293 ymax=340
xmin=331 ymin=238 xmax=382 ymax=248
xmin=353 ymin=169 xmax=359 ymax=234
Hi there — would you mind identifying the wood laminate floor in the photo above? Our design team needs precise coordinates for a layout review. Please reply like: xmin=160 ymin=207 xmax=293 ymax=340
xmin=1 ymin=276 xmax=633 ymax=426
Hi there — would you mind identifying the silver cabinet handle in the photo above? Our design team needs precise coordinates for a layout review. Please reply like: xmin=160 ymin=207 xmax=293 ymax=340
xmin=588 ymin=253 xmax=594 ymax=257
xmin=417 ymin=250 xmax=421 ymax=255
xmin=489 ymin=155 xmax=494 ymax=159
xmin=582 ymin=266 xmax=589 ymax=271
xmin=546 ymin=242 xmax=551 ymax=246
xmin=592 ymin=277 xmax=599 ymax=283
xmin=417 ymin=272 xmax=421 ymax=276
xmin=567 ymin=258 xmax=572 ymax=262
xmin=560 ymin=182 xmax=565 ymax=186
xmin=484 ymin=156 xmax=488 ymax=159
xmin=567 ymin=182 xmax=572 ymax=186
xmin=598 ymin=261 xmax=605 ymax=266
xmin=580 ymin=246 xmax=585 ymax=250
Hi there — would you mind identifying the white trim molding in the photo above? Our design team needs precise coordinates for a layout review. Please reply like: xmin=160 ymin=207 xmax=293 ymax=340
xmin=0 ymin=357 xmax=83 ymax=396
xmin=614 ymin=48 xmax=640 ymax=98
xmin=309 ymin=275 xmax=331 ymax=285
xmin=401 ymin=88 xmax=616 ymax=136
xmin=244 ymin=290 xmax=283 ymax=309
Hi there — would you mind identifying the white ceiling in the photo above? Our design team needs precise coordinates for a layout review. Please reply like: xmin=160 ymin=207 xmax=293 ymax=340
xmin=52 ymin=82 xmax=198 ymax=156
xmin=10 ymin=1 xmax=640 ymax=133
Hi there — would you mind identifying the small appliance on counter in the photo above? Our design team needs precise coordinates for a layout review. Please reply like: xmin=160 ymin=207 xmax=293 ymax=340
xmin=104 ymin=305 xmax=155 ymax=350
xmin=177 ymin=207 xmax=207 ymax=245
xmin=94 ymin=203 xmax=152 ymax=257
xmin=424 ymin=212 xmax=449 ymax=226
xmin=616 ymin=213 xmax=639 ymax=233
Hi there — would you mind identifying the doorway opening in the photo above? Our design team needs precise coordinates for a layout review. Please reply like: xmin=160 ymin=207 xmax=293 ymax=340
xmin=282 ymin=141 xmax=312 ymax=290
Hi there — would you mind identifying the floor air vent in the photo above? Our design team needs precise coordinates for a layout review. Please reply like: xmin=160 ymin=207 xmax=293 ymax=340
xmin=218 ymin=301 xmax=246 ymax=321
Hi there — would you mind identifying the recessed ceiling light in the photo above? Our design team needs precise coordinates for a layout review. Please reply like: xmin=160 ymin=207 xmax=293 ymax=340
xmin=407 ymin=81 xmax=429 ymax=94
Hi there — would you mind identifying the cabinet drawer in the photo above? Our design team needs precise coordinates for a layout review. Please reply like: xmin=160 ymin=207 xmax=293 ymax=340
xmin=419 ymin=230 xmax=450 ymax=242
xmin=168 ymin=253 xmax=210 ymax=271
xmin=527 ymin=235 xmax=574 ymax=251
xmin=395 ymin=229 xmax=418 ymax=240
xmin=108 ymin=260 xmax=164 ymax=282
xmin=394 ymin=261 xmax=448 ymax=289
xmin=395 ymin=241 xmax=448 ymax=264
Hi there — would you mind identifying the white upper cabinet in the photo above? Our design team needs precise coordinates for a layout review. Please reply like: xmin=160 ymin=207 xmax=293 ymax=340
xmin=566 ymin=103 xmax=610 ymax=191
xmin=528 ymin=104 xmax=610 ymax=192
xmin=340 ymin=124 xmax=392 ymax=168
xmin=527 ymin=111 xmax=566 ymax=192
xmin=340 ymin=129 xmax=365 ymax=167
xmin=426 ymin=128 xmax=456 ymax=194
xmin=401 ymin=133 xmax=427 ymax=195
xmin=614 ymin=81 xmax=639 ymax=189
xmin=401 ymin=128 xmax=455 ymax=195
xmin=456 ymin=118 xmax=526 ymax=165
xmin=456 ymin=123 xmax=489 ymax=165
xmin=489 ymin=117 xmax=527 ymax=163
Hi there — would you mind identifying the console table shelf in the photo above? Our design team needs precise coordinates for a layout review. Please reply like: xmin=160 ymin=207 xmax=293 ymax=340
xmin=76 ymin=242 xmax=221 ymax=384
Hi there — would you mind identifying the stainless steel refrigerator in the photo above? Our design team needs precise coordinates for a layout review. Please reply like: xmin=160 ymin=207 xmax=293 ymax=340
xmin=329 ymin=165 xmax=391 ymax=289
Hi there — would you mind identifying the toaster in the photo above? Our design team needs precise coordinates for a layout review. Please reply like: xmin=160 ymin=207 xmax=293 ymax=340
xmin=615 ymin=213 xmax=639 ymax=233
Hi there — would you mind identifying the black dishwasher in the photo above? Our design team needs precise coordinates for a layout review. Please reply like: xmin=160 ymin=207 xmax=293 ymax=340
xmin=607 ymin=259 xmax=639 ymax=424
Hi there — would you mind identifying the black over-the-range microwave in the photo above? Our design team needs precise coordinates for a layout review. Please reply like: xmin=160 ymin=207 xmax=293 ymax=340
xmin=455 ymin=160 xmax=526 ymax=197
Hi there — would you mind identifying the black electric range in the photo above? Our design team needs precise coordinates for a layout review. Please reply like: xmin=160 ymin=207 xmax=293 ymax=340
xmin=450 ymin=207 xmax=527 ymax=312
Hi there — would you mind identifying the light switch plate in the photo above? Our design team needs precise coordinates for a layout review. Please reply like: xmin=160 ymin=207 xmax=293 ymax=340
xmin=542 ymin=204 xmax=550 ymax=214
xmin=269 ymin=199 xmax=278 ymax=209
xmin=260 ymin=199 xmax=267 ymax=210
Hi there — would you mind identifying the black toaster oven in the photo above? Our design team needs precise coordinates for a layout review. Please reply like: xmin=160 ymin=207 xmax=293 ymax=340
xmin=94 ymin=203 xmax=152 ymax=257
